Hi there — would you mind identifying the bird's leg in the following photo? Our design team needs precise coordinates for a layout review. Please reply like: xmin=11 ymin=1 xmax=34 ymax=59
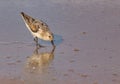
xmin=51 ymin=40 xmax=56 ymax=48
xmin=34 ymin=37 xmax=45 ymax=48
xmin=34 ymin=37 xmax=40 ymax=48
xmin=34 ymin=37 xmax=38 ymax=44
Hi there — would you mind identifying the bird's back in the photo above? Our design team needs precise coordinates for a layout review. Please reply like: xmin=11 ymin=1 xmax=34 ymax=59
xmin=21 ymin=12 xmax=50 ymax=33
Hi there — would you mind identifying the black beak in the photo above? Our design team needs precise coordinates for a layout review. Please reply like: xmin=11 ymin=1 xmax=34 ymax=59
xmin=51 ymin=40 xmax=55 ymax=47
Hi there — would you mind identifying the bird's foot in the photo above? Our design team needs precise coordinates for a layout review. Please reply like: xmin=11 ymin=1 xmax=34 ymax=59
xmin=36 ymin=44 xmax=45 ymax=49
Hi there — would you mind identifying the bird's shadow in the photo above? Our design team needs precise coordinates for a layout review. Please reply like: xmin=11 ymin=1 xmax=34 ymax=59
xmin=39 ymin=34 xmax=63 ymax=46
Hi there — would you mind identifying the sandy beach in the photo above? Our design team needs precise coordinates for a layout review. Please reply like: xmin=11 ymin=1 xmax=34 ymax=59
xmin=0 ymin=0 xmax=120 ymax=84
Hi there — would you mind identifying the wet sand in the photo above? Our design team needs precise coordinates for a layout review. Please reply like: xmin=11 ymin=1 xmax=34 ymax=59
xmin=0 ymin=77 xmax=23 ymax=84
xmin=0 ymin=0 xmax=120 ymax=84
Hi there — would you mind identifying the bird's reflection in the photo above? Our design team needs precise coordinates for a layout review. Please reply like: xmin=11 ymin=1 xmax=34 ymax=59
xmin=25 ymin=46 xmax=55 ymax=73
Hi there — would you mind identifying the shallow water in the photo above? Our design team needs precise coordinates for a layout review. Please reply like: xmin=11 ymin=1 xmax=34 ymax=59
xmin=0 ymin=0 xmax=120 ymax=84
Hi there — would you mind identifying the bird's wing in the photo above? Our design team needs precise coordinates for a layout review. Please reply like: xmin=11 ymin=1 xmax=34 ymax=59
xmin=21 ymin=12 xmax=50 ymax=33
xmin=21 ymin=12 xmax=39 ymax=32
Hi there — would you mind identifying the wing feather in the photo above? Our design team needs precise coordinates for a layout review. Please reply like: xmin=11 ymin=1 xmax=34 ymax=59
xmin=21 ymin=12 xmax=50 ymax=33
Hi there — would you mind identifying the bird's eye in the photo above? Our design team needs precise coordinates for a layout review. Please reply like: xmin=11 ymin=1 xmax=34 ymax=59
xmin=49 ymin=36 xmax=51 ymax=38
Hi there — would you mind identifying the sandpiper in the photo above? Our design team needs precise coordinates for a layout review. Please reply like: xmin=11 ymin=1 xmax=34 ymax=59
xmin=20 ymin=12 xmax=55 ymax=48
